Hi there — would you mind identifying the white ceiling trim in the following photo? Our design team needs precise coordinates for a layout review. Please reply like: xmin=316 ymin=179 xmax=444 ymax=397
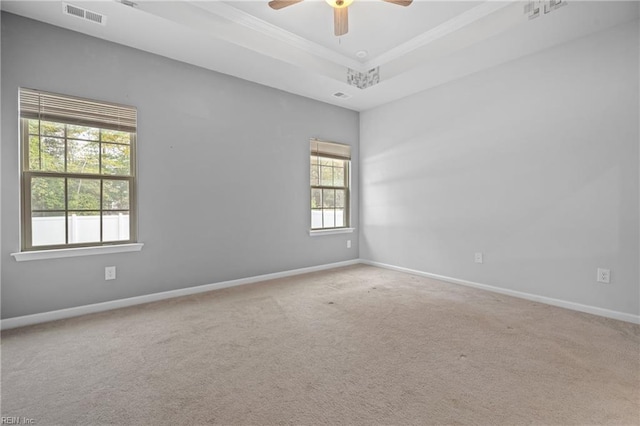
xmin=365 ymin=0 xmax=515 ymax=69
xmin=186 ymin=1 xmax=517 ymax=75
xmin=188 ymin=1 xmax=365 ymax=71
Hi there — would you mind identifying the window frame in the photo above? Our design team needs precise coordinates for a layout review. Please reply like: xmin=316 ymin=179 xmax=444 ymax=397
xmin=310 ymin=139 xmax=351 ymax=231
xmin=19 ymin=89 xmax=138 ymax=252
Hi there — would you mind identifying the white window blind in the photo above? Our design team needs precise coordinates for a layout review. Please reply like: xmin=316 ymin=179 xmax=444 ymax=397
xmin=19 ymin=88 xmax=137 ymax=133
xmin=310 ymin=139 xmax=351 ymax=160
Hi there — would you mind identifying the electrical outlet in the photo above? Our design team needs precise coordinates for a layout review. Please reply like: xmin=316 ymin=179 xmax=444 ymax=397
xmin=105 ymin=266 xmax=116 ymax=281
xmin=347 ymin=240 xmax=351 ymax=249
xmin=475 ymin=252 xmax=483 ymax=264
xmin=597 ymin=268 xmax=610 ymax=284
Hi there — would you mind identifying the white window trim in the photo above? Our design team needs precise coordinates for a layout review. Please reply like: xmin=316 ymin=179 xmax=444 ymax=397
xmin=310 ymin=139 xmax=352 ymax=232
xmin=309 ymin=228 xmax=355 ymax=237
xmin=11 ymin=243 xmax=144 ymax=262
xmin=18 ymin=88 xmax=138 ymax=253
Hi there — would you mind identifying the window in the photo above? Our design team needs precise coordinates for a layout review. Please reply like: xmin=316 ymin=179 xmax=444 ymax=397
xmin=310 ymin=139 xmax=350 ymax=230
xmin=19 ymin=88 xmax=137 ymax=251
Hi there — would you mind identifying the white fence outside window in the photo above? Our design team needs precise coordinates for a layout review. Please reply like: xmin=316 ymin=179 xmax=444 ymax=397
xmin=32 ymin=214 xmax=129 ymax=246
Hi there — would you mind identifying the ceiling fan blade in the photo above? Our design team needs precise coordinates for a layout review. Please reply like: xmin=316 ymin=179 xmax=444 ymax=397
xmin=268 ymin=0 xmax=303 ymax=10
xmin=334 ymin=7 xmax=348 ymax=36
xmin=382 ymin=0 xmax=413 ymax=6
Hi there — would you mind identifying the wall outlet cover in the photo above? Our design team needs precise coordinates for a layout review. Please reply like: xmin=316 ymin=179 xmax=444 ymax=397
xmin=475 ymin=252 xmax=483 ymax=264
xmin=597 ymin=268 xmax=610 ymax=284
xmin=105 ymin=266 xmax=116 ymax=281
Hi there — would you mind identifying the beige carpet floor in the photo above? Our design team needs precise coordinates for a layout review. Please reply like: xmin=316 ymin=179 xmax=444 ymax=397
xmin=1 ymin=265 xmax=639 ymax=425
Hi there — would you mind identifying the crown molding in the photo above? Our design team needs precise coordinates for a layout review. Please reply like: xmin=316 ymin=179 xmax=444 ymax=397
xmin=188 ymin=1 xmax=365 ymax=72
xmin=186 ymin=1 xmax=514 ymax=76
xmin=364 ymin=1 xmax=515 ymax=69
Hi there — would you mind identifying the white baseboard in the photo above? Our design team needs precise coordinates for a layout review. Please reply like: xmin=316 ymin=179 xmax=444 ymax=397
xmin=361 ymin=259 xmax=640 ymax=325
xmin=4 ymin=258 xmax=638 ymax=330
xmin=0 ymin=259 xmax=360 ymax=330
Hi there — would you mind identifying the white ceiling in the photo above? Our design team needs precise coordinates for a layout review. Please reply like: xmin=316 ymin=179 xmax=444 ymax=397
xmin=225 ymin=1 xmax=482 ymax=60
xmin=2 ymin=1 xmax=639 ymax=111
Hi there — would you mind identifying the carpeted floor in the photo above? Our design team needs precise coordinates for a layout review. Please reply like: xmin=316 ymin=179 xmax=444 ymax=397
xmin=1 ymin=264 xmax=639 ymax=425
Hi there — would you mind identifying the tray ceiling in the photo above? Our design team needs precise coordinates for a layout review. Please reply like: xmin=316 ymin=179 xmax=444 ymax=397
xmin=2 ymin=1 xmax=638 ymax=111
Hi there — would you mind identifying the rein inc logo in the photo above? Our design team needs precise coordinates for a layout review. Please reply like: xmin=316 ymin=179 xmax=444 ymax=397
xmin=1 ymin=418 xmax=35 ymax=425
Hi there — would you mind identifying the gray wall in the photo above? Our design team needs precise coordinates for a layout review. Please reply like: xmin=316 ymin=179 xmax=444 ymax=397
xmin=360 ymin=19 xmax=639 ymax=316
xmin=1 ymin=13 xmax=359 ymax=319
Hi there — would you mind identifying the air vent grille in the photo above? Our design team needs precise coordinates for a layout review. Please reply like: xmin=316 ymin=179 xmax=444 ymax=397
xmin=85 ymin=11 xmax=104 ymax=25
xmin=64 ymin=4 xmax=84 ymax=18
xmin=62 ymin=3 xmax=107 ymax=26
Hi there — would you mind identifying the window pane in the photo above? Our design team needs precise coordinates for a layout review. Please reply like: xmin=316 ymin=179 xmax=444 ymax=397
xmin=103 ymin=211 xmax=130 ymax=242
xmin=310 ymin=160 xmax=319 ymax=186
xmin=68 ymin=178 xmax=100 ymax=210
xmin=103 ymin=180 xmax=129 ymax=210
xmin=102 ymin=143 xmax=131 ymax=176
xmin=333 ymin=166 xmax=345 ymax=187
xmin=28 ymin=119 xmax=39 ymax=135
xmin=311 ymin=209 xmax=323 ymax=229
xmin=311 ymin=188 xmax=321 ymax=209
xmin=32 ymin=212 xmax=65 ymax=246
xmin=101 ymin=129 xmax=130 ymax=144
xmin=320 ymin=158 xmax=332 ymax=166
xmin=31 ymin=177 xmax=65 ymax=210
xmin=67 ymin=124 xmax=99 ymax=141
xmin=41 ymin=121 xmax=65 ymax=137
xmin=67 ymin=140 xmax=100 ymax=174
xmin=335 ymin=189 xmax=345 ymax=208
xmin=323 ymin=209 xmax=335 ymax=228
xmin=322 ymin=189 xmax=335 ymax=208
xmin=67 ymin=211 xmax=100 ymax=244
xmin=336 ymin=209 xmax=345 ymax=227
xmin=28 ymin=136 xmax=40 ymax=170
xmin=321 ymin=166 xmax=333 ymax=186
xmin=41 ymin=137 xmax=66 ymax=172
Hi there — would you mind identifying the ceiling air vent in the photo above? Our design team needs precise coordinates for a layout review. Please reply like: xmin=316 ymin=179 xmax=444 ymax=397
xmin=333 ymin=92 xmax=352 ymax=100
xmin=62 ymin=3 xmax=107 ymax=26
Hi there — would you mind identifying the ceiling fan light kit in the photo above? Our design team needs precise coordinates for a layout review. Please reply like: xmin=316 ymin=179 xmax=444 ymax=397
xmin=325 ymin=0 xmax=354 ymax=8
xmin=268 ymin=0 xmax=412 ymax=36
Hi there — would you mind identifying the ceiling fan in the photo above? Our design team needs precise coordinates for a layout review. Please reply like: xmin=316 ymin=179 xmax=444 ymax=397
xmin=268 ymin=0 xmax=413 ymax=37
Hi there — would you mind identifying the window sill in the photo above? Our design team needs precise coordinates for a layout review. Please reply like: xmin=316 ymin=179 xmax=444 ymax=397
xmin=309 ymin=228 xmax=355 ymax=237
xmin=11 ymin=243 xmax=144 ymax=262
